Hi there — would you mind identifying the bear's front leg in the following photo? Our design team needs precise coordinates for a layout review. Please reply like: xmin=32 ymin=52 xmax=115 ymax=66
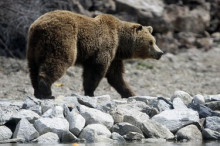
xmin=106 ymin=60 xmax=135 ymax=98
xmin=82 ymin=56 xmax=110 ymax=96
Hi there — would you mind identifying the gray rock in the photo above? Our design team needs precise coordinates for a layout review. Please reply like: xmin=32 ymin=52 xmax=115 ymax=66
xmin=128 ymin=96 xmax=158 ymax=106
xmin=202 ymin=128 xmax=220 ymax=140
xmin=205 ymin=101 xmax=220 ymax=111
xmin=110 ymin=102 xmax=149 ymax=127
xmin=113 ymin=99 xmax=127 ymax=105
xmin=65 ymin=108 xmax=85 ymax=136
xmin=42 ymin=106 xmax=64 ymax=118
xmin=193 ymin=94 xmax=205 ymax=105
xmin=157 ymin=99 xmax=172 ymax=112
xmin=209 ymin=95 xmax=220 ymax=101
xmin=0 ymin=126 xmax=12 ymax=141
xmin=141 ymin=119 xmax=174 ymax=139
xmin=54 ymin=95 xmax=79 ymax=109
xmin=13 ymin=118 xmax=39 ymax=142
xmin=41 ymin=100 xmax=55 ymax=113
xmin=11 ymin=109 xmax=40 ymax=123
xmin=123 ymin=132 xmax=144 ymax=141
xmin=171 ymin=91 xmax=193 ymax=106
xmin=75 ymin=94 xmax=97 ymax=108
xmin=111 ymin=132 xmax=126 ymax=143
xmin=205 ymin=116 xmax=220 ymax=132
xmin=0 ymin=100 xmax=22 ymax=125
xmin=112 ymin=122 xmax=143 ymax=136
xmin=34 ymin=117 xmax=69 ymax=138
xmin=33 ymin=132 xmax=59 ymax=143
xmin=152 ymin=109 xmax=199 ymax=132
xmin=0 ymin=138 xmax=25 ymax=144
xmin=61 ymin=131 xmax=78 ymax=143
xmin=94 ymin=135 xmax=114 ymax=143
xmin=175 ymin=125 xmax=202 ymax=141
xmin=95 ymin=95 xmax=116 ymax=113
xmin=22 ymin=96 xmax=42 ymax=114
xmin=78 ymin=105 xmax=114 ymax=129
xmin=79 ymin=124 xmax=111 ymax=143
xmin=142 ymin=138 xmax=166 ymax=143
xmin=173 ymin=97 xmax=188 ymax=109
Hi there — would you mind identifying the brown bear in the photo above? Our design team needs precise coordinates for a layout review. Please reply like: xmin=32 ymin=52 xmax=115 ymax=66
xmin=27 ymin=10 xmax=163 ymax=99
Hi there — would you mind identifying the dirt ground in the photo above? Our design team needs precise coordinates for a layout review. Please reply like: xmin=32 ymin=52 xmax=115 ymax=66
xmin=0 ymin=45 xmax=219 ymax=100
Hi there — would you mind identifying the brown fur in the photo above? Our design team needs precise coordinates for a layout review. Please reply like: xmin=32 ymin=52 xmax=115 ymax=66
xmin=27 ymin=10 xmax=163 ymax=99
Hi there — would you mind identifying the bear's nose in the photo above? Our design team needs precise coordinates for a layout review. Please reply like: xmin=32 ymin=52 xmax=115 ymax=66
xmin=156 ymin=51 xmax=164 ymax=60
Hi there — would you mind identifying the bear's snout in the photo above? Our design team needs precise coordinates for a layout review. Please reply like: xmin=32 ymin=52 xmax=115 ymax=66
xmin=155 ymin=51 xmax=164 ymax=60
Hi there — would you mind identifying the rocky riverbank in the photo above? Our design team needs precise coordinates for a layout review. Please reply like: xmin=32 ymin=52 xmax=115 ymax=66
xmin=1 ymin=91 xmax=220 ymax=144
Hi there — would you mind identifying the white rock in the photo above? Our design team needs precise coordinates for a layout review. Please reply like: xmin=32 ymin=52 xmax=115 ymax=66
xmin=33 ymin=132 xmax=59 ymax=143
xmin=171 ymin=91 xmax=193 ymax=106
xmin=173 ymin=98 xmax=188 ymax=109
xmin=34 ymin=117 xmax=69 ymax=138
xmin=0 ymin=126 xmax=12 ymax=141
xmin=54 ymin=95 xmax=79 ymax=109
xmin=110 ymin=102 xmax=149 ymax=128
xmin=78 ymin=105 xmax=114 ymax=129
xmin=75 ymin=94 xmax=97 ymax=108
xmin=193 ymin=94 xmax=205 ymax=105
xmin=205 ymin=116 xmax=220 ymax=133
xmin=65 ymin=108 xmax=85 ymax=136
xmin=79 ymin=124 xmax=111 ymax=143
xmin=175 ymin=125 xmax=202 ymax=141
xmin=157 ymin=99 xmax=172 ymax=112
xmin=152 ymin=109 xmax=199 ymax=132
xmin=11 ymin=109 xmax=40 ymax=123
xmin=42 ymin=106 xmax=64 ymax=118
xmin=123 ymin=132 xmax=144 ymax=140
xmin=13 ymin=118 xmax=39 ymax=141
xmin=141 ymin=119 xmax=174 ymax=139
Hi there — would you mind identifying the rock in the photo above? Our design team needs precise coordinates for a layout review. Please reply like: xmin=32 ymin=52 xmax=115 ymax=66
xmin=0 ymin=126 xmax=12 ymax=141
xmin=95 ymin=95 xmax=116 ymax=113
xmin=113 ymin=99 xmax=127 ymax=105
xmin=188 ymin=102 xmax=220 ymax=118
xmin=193 ymin=94 xmax=205 ymax=105
xmin=34 ymin=117 xmax=69 ymax=138
xmin=172 ymin=97 xmax=188 ymax=109
xmin=94 ymin=135 xmax=114 ymax=143
xmin=54 ymin=96 xmax=79 ymax=109
xmin=171 ymin=91 xmax=193 ymax=106
xmin=111 ymin=132 xmax=126 ymax=143
xmin=61 ymin=131 xmax=78 ymax=143
xmin=0 ymin=100 xmax=22 ymax=125
xmin=33 ymin=132 xmax=59 ymax=143
xmin=110 ymin=101 xmax=149 ymax=127
xmin=42 ymin=106 xmax=64 ymax=118
xmin=78 ymin=105 xmax=114 ymax=129
xmin=65 ymin=108 xmax=85 ymax=136
xmin=205 ymin=101 xmax=220 ymax=111
xmin=196 ymin=37 xmax=213 ymax=49
xmin=157 ymin=98 xmax=172 ymax=112
xmin=22 ymin=96 xmax=42 ymax=114
xmin=175 ymin=125 xmax=202 ymax=141
xmin=11 ymin=109 xmax=40 ymax=123
xmin=209 ymin=95 xmax=220 ymax=101
xmin=79 ymin=124 xmax=111 ymax=143
xmin=13 ymin=118 xmax=39 ymax=142
xmin=123 ymin=132 xmax=144 ymax=141
xmin=205 ymin=116 xmax=220 ymax=132
xmin=128 ymin=96 xmax=157 ymax=105
xmin=0 ymin=138 xmax=25 ymax=144
xmin=75 ymin=94 xmax=97 ymax=108
xmin=202 ymin=128 xmax=220 ymax=140
xmin=141 ymin=119 xmax=174 ymax=139
xmin=41 ymin=100 xmax=55 ymax=113
xmin=152 ymin=109 xmax=199 ymax=132
xmin=112 ymin=122 xmax=143 ymax=136
xmin=142 ymin=138 xmax=166 ymax=143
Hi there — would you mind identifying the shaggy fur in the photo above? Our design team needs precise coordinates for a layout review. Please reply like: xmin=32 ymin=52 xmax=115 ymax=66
xmin=27 ymin=10 xmax=163 ymax=99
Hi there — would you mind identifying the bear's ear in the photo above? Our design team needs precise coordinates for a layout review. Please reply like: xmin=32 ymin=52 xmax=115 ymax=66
xmin=133 ymin=24 xmax=142 ymax=33
xmin=146 ymin=26 xmax=153 ymax=33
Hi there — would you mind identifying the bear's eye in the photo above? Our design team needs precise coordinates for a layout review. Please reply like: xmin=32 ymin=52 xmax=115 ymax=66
xmin=149 ymin=41 xmax=153 ymax=46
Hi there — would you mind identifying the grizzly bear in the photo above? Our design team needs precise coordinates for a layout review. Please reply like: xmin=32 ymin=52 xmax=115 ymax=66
xmin=27 ymin=10 xmax=163 ymax=99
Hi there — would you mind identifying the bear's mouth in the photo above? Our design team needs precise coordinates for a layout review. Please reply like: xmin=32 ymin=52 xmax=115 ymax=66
xmin=154 ymin=52 xmax=164 ymax=60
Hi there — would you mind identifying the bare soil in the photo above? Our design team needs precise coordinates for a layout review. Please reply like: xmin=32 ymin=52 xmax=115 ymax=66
xmin=0 ymin=46 xmax=219 ymax=100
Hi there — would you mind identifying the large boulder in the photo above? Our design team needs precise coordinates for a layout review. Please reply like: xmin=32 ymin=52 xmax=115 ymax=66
xmin=175 ymin=125 xmax=202 ymax=141
xmin=205 ymin=116 xmax=220 ymax=132
xmin=0 ymin=126 xmax=12 ymax=141
xmin=152 ymin=109 xmax=200 ymax=132
xmin=112 ymin=122 xmax=143 ymax=136
xmin=33 ymin=132 xmax=59 ymax=143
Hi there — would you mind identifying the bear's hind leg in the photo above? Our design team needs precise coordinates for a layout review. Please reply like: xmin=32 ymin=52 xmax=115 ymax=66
xmin=35 ymin=59 xmax=69 ymax=99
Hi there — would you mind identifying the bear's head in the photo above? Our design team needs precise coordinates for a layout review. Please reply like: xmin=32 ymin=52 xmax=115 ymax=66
xmin=132 ymin=25 xmax=163 ymax=60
